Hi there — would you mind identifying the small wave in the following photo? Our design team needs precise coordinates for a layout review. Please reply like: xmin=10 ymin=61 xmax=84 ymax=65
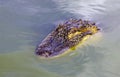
xmin=52 ymin=0 xmax=106 ymax=19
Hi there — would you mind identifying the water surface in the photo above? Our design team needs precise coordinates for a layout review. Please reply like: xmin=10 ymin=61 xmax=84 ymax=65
xmin=0 ymin=0 xmax=120 ymax=77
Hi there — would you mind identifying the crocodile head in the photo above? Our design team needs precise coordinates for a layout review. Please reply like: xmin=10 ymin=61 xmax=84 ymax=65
xmin=35 ymin=19 xmax=100 ymax=58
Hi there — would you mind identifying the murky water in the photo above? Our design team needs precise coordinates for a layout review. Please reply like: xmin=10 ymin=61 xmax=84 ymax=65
xmin=0 ymin=0 xmax=120 ymax=77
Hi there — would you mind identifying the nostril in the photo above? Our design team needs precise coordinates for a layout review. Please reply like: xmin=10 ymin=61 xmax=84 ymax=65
xmin=35 ymin=49 xmax=52 ymax=57
xmin=35 ymin=51 xmax=41 ymax=55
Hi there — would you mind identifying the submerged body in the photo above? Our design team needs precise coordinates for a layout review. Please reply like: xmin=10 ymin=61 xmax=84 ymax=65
xmin=35 ymin=19 xmax=100 ymax=58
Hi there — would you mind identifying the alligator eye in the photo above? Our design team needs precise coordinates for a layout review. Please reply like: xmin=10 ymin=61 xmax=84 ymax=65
xmin=97 ymin=28 xmax=100 ymax=30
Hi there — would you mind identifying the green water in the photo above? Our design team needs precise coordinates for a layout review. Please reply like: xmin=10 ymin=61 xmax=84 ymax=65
xmin=0 ymin=46 xmax=60 ymax=77
xmin=0 ymin=0 xmax=120 ymax=77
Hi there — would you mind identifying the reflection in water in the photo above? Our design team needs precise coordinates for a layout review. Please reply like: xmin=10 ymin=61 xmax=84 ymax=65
xmin=0 ymin=0 xmax=120 ymax=77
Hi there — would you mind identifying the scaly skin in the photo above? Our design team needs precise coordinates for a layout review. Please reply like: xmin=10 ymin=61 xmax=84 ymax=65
xmin=35 ymin=18 xmax=100 ymax=58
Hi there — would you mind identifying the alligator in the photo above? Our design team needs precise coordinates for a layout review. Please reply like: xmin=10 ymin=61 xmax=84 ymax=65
xmin=35 ymin=18 xmax=100 ymax=58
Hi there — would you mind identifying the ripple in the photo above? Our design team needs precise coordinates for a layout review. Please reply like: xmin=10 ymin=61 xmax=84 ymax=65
xmin=53 ymin=0 xmax=106 ymax=19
